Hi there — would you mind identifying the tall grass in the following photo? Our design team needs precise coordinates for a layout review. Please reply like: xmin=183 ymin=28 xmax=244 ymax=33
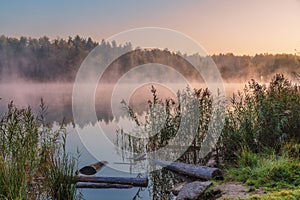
xmin=220 ymin=74 xmax=300 ymax=194
xmin=116 ymin=85 xmax=217 ymax=165
xmin=225 ymin=148 xmax=300 ymax=190
xmin=117 ymin=74 xmax=300 ymax=164
xmin=249 ymin=189 xmax=300 ymax=200
xmin=0 ymin=100 xmax=79 ymax=200
xmin=116 ymin=74 xmax=300 ymax=197
xmin=220 ymin=74 xmax=300 ymax=161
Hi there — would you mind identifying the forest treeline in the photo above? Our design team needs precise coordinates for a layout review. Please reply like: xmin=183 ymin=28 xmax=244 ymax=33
xmin=0 ymin=35 xmax=299 ymax=82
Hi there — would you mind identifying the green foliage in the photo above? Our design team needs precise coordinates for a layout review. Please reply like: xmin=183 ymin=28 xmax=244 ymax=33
xmin=1 ymin=35 xmax=299 ymax=83
xmin=0 ymin=100 xmax=79 ymax=200
xmin=119 ymin=74 xmax=300 ymax=165
xmin=226 ymin=149 xmax=300 ymax=190
xmin=220 ymin=74 xmax=300 ymax=161
xmin=249 ymin=189 xmax=300 ymax=200
xmin=44 ymin=128 xmax=79 ymax=200
xmin=281 ymin=140 xmax=300 ymax=159
xmin=213 ymin=53 xmax=300 ymax=82
xmin=0 ymin=35 xmax=98 ymax=82
xmin=117 ymin=85 xmax=216 ymax=164
xmin=117 ymin=74 xmax=300 ymax=198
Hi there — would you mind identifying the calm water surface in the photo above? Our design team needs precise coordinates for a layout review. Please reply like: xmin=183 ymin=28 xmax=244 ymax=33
xmin=0 ymin=82 xmax=245 ymax=200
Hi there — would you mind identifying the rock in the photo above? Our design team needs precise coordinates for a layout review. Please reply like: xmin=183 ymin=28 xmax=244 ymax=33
xmin=176 ymin=181 xmax=212 ymax=200
xmin=171 ymin=182 xmax=187 ymax=196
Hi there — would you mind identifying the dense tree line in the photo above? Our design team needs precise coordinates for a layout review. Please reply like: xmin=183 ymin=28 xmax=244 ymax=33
xmin=0 ymin=35 xmax=98 ymax=82
xmin=0 ymin=35 xmax=299 ymax=82
xmin=212 ymin=53 xmax=300 ymax=82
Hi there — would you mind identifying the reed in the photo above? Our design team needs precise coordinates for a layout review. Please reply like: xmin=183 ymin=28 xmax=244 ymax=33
xmin=220 ymin=74 xmax=300 ymax=161
xmin=0 ymin=99 xmax=80 ymax=200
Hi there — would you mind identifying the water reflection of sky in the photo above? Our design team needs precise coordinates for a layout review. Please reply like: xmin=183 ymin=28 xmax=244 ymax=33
xmin=0 ymin=82 xmax=245 ymax=124
xmin=59 ymin=123 xmax=146 ymax=199
xmin=0 ymin=82 xmax=246 ymax=199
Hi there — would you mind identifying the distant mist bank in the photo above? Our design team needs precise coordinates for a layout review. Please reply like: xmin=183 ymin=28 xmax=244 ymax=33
xmin=1 ymin=35 xmax=299 ymax=126
xmin=0 ymin=35 xmax=299 ymax=83
xmin=0 ymin=82 xmax=246 ymax=127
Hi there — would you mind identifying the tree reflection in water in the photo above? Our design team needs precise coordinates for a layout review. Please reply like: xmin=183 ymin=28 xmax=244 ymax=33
xmin=115 ymin=86 xmax=225 ymax=199
xmin=132 ymin=169 xmax=187 ymax=200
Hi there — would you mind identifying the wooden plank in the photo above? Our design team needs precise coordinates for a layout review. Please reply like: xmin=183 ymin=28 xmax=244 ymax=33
xmin=75 ymin=176 xmax=148 ymax=187
xmin=153 ymin=160 xmax=223 ymax=180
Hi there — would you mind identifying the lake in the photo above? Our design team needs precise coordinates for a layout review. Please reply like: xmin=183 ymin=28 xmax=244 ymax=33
xmin=0 ymin=82 xmax=246 ymax=200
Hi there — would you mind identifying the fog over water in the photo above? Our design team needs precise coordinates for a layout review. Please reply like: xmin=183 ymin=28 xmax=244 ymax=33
xmin=0 ymin=33 xmax=299 ymax=199
xmin=1 ymin=77 xmax=297 ymax=199
xmin=0 ymin=82 xmax=248 ymax=125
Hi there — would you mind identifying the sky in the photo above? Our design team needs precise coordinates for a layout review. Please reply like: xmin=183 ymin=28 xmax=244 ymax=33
xmin=0 ymin=0 xmax=300 ymax=55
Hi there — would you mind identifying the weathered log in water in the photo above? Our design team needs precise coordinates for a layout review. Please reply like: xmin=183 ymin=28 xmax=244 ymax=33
xmin=176 ymin=181 xmax=212 ymax=200
xmin=153 ymin=160 xmax=223 ymax=180
xmin=76 ymin=182 xmax=133 ymax=189
xmin=76 ymin=176 xmax=148 ymax=187
xmin=78 ymin=161 xmax=108 ymax=175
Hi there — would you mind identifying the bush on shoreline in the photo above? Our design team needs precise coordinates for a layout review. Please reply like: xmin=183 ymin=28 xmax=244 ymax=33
xmin=0 ymin=100 xmax=79 ymax=200
xmin=219 ymin=74 xmax=300 ymax=162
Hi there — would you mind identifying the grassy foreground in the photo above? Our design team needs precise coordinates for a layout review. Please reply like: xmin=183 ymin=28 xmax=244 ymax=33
xmin=0 ymin=100 xmax=79 ymax=200
xmin=219 ymin=74 xmax=300 ymax=199
xmin=249 ymin=189 xmax=300 ymax=200
xmin=223 ymin=149 xmax=300 ymax=199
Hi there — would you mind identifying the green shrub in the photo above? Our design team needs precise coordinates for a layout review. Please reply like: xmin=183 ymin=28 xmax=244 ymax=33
xmin=249 ymin=189 xmax=300 ymax=200
xmin=220 ymin=74 xmax=300 ymax=161
xmin=116 ymin=85 xmax=217 ymax=164
xmin=0 ymin=100 xmax=79 ymax=200
xmin=226 ymin=149 xmax=300 ymax=190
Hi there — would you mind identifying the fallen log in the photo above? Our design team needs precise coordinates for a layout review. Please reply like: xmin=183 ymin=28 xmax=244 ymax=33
xmin=176 ymin=181 xmax=212 ymax=200
xmin=78 ymin=161 xmax=108 ymax=175
xmin=76 ymin=176 xmax=148 ymax=187
xmin=153 ymin=160 xmax=223 ymax=180
xmin=76 ymin=182 xmax=133 ymax=189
